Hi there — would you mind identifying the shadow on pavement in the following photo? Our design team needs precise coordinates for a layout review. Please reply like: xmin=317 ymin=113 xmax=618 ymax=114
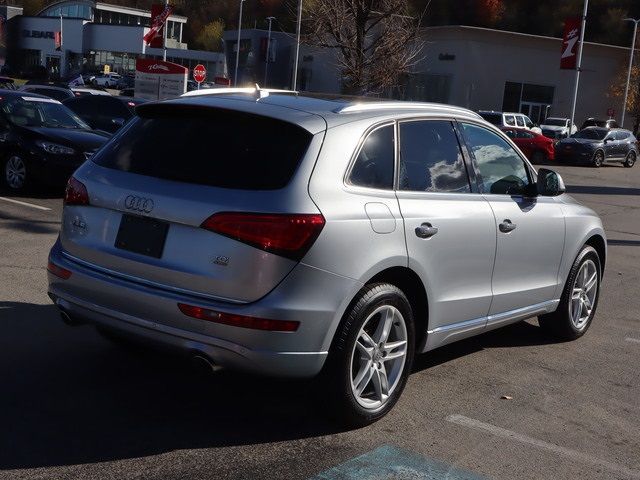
xmin=0 ymin=301 xmax=343 ymax=471
xmin=0 ymin=210 xmax=59 ymax=234
xmin=607 ymin=239 xmax=640 ymax=247
xmin=566 ymin=185 xmax=640 ymax=196
xmin=0 ymin=185 xmax=64 ymax=200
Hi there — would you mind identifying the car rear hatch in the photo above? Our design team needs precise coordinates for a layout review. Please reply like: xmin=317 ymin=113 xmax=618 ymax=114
xmin=59 ymin=100 xmax=326 ymax=304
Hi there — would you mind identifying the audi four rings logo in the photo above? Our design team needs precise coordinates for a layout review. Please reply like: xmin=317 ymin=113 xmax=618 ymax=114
xmin=124 ymin=195 xmax=154 ymax=213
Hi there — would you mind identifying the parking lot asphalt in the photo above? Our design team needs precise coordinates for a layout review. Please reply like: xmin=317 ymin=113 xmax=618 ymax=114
xmin=0 ymin=161 xmax=639 ymax=480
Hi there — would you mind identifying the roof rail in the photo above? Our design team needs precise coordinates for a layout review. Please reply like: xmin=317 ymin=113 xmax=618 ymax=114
xmin=181 ymin=86 xmax=297 ymax=98
xmin=336 ymin=102 xmax=481 ymax=118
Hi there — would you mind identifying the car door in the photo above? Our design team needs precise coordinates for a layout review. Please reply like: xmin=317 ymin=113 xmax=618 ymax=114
xmin=459 ymin=122 xmax=565 ymax=316
xmin=614 ymin=131 xmax=631 ymax=159
xmin=603 ymin=131 xmax=617 ymax=159
xmin=396 ymin=119 xmax=496 ymax=346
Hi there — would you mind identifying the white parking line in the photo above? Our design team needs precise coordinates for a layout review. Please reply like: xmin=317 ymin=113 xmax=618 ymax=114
xmin=0 ymin=196 xmax=51 ymax=211
xmin=625 ymin=337 xmax=640 ymax=344
xmin=447 ymin=414 xmax=640 ymax=479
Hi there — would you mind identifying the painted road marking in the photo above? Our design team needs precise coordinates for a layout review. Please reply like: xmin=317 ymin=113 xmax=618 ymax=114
xmin=0 ymin=196 xmax=51 ymax=211
xmin=447 ymin=414 xmax=640 ymax=479
xmin=310 ymin=444 xmax=485 ymax=480
xmin=625 ymin=337 xmax=640 ymax=344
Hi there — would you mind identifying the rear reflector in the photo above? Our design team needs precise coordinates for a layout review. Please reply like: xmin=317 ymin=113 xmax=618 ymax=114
xmin=64 ymin=176 xmax=89 ymax=206
xmin=178 ymin=303 xmax=299 ymax=332
xmin=47 ymin=260 xmax=72 ymax=279
xmin=200 ymin=212 xmax=325 ymax=261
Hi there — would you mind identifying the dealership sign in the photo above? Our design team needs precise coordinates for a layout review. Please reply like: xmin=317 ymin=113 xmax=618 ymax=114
xmin=560 ymin=17 xmax=580 ymax=70
xmin=23 ymin=30 xmax=55 ymax=39
xmin=135 ymin=59 xmax=187 ymax=100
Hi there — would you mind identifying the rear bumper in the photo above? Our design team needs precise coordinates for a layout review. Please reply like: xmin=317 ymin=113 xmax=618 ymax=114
xmin=47 ymin=240 xmax=362 ymax=378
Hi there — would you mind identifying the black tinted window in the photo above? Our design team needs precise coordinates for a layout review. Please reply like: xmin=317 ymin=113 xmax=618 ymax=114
xmin=92 ymin=107 xmax=312 ymax=190
xmin=399 ymin=120 xmax=470 ymax=193
xmin=349 ymin=125 xmax=394 ymax=189
xmin=31 ymin=88 xmax=71 ymax=101
xmin=614 ymin=131 xmax=629 ymax=140
xmin=479 ymin=112 xmax=501 ymax=125
xmin=462 ymin=123 xmax=530 ymax=195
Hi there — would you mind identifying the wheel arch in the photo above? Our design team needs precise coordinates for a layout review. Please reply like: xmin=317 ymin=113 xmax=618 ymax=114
xmin=585 ymin=234 xmax=606 ymax=274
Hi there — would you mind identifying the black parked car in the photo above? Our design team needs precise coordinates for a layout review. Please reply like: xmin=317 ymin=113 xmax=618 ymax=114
xmin=63 ymin=95 xmax=146 ymax=133
xmin=580 ymin=118 xmax=619 ymax=130
xmin=0 ymin=90 xmax=111 ymax=191
xmin=555 ymin=127 xmax=637 ymax=168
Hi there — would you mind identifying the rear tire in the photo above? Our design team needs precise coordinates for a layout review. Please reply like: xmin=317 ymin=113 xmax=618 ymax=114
xmin=592 ymin=150 xmax=604 ymax=168
xmin=323 ymin=283 xmax=415 ymax=427
xmin=538 ymin=245 xmax=601 ymax=341
xmin=624 ymin=151 xmax=636 ymax=168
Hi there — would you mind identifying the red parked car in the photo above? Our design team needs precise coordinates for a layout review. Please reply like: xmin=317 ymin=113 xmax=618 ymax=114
xmin=501 ymin=127 xmax=555 ymax=163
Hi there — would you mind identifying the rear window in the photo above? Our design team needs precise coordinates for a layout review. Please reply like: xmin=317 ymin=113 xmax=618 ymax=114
xmin=479 ymin=112 xmax=502 ymax=125
xmin=92 ymin=107 xmax=313 ymax=190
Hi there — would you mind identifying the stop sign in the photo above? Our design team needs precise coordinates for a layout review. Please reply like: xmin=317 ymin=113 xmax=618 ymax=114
xmin=193 ymin=64 xmax=207 ymax=84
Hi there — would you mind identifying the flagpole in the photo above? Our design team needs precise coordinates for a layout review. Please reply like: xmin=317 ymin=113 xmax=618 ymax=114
xmin=569 ymin=0 xmax=588 ymax=132
xmin=163 ymin=0 xmax=168 ymax=61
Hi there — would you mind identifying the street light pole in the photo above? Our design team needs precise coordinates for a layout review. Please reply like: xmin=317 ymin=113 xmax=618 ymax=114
xmin=163 ymin=0 xmax=168 ymax=61
xmin=264 ymin=17 xmax=275 ymax=87
xmin=234 ymin=0 xmax=245 ymax=87
xmin=292 ymin=0 xmax=302 ymax=90
xmin=621 ymin=18 xmax=640 ymax=128
xmin=569 ymin=0 xmax=588 ymax=133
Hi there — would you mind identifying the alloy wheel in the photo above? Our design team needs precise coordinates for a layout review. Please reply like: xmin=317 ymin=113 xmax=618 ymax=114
xmin=593 ymin=151 xmax=604 ymax=167
xmin=349 ymin=305 xmax=408 ymax=411
xmin=5 ymin=156 xmax=26 ymax=190
xmin=569 ymin=259 xmax=598 ymax=330
xmin=625 ymin=151 xmax=636 ymax=167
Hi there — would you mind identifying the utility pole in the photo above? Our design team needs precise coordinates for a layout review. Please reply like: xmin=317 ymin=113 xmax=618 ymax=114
xmin=569 ymin=0 xmax=588 ymax=132
xmin=163 ymin=0 xmax=168 ymax=61
xmin=622 ymin=18 xmax=640 ymax=128
xmin=292 ymin=0 xmax=302 ymax=90
xmin=264 ymin=17 xmax=276 ymax=87
xmin=234 ymin=0 xmax=245 ymax=86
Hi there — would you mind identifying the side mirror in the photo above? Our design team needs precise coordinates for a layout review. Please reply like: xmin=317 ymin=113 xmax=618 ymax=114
xmin=537 ymin=168 xmax=565 ymax=197
xmin=111 ymin=117 xmax=125 ymax=127
xmin=604 ymin=137 xmax=613 ymax=143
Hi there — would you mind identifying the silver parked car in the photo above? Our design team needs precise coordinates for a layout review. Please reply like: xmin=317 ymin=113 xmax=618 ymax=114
xmin=48 ymin=91 xmax=606 ymax=425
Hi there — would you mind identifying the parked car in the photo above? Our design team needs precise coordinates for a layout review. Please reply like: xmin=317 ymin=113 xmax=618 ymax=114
xmin=478 ymin=110 xmax=542 ymax=134
xmin=581 ymin=118 xmax=619 ymax=130
xmin=47 ymin=92 xmax=606 ymax=425
xmin=19 ymin=84 xmax=75 ymax=102
xmin=92 ymin=73 xmax=122 ymax=88
xmin=119 ymin=88 xmax=135 ymax=98
xmin=115 ymin=75 xmax=135 ymax=90
xmin=540 ymin=117 xmax=577 ymax=140
xmin=71 ymin=87 xmax=111 ymax=97
xmin=63 ymin=95 xmax=146 ymax=133
xmin=501 ymin=126 xmax=555 ymax=162
xmin=555 ymin=127 xmax=637 ymax=168
xmin=0 ymin=90 xmax=110 ymax=191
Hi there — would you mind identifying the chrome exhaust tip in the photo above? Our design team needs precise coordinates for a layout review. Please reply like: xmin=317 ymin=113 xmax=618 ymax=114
xmin=191 ymin=354 xmax=220 ymax=375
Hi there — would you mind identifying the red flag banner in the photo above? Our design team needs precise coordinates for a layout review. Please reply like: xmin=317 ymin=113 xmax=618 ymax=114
xmin=560 ymin=17 xmax=581 ymax=70
xmin=143 ymin=4 xmax=173 ymax=48
xmin=54 ymin=31 xmax=62 ymax=51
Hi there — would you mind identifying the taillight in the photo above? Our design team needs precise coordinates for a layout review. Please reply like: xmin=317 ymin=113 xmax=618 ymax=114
xmin=47 ymin=260 xmax=72 ymax=279
xmin=178 ymin=303 xmax=299 ymax=332
xmin=64 ymin=176 xmax=89 ymax=206
xmin=200 ymin=212 xmax=325 ymax=260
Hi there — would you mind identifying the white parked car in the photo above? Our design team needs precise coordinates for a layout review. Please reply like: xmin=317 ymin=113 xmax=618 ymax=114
xmin=479 ymin=111 xmax=542 ymax=134
xmin=540 ymin=117 xmax=578 ymax=140
xmin=92 ymin=73 xmax=122 ymax=88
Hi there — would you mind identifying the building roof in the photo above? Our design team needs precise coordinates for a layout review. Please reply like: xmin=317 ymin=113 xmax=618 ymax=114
xmin=37 ymin=0 xmax=187 ymax=22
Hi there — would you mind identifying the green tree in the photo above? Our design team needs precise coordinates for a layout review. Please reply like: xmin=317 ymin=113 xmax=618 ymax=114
xmin=193 ymin=19 xmax=225 ymax=52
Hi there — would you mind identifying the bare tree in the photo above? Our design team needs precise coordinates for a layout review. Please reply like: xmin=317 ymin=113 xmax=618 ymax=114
xmin=304 ymin=0 xmax=423 ymax=95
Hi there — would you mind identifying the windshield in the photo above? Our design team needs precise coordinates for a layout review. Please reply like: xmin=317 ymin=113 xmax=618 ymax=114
xmin=573 ymin=129 xmax=607 ymax=140
xmin=1 ymin=96 xmax=90 ymax=130
xmin=544 ymin=118 xmax=567 ymax=127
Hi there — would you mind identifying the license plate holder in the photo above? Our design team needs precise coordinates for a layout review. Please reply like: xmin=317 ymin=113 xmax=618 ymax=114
xmin=115 ymin=214 xmax=169 ymax=259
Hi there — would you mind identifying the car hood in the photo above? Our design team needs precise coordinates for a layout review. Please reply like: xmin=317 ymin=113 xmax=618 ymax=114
xmin=557 ymin=137 xmax=601 ymax=146
xmin=20 ymin=126 xmax=111 ymax=151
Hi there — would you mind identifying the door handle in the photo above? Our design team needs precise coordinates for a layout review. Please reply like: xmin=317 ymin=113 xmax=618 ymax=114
xmin=415 ymin=223 xmax=438 ymax=239
xmin=499 ymin=219 xmax=517 ymax=233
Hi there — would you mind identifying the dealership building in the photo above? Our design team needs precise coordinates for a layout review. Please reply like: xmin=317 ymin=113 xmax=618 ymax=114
xmin=6 ymin=0 xmax=227 ymax=79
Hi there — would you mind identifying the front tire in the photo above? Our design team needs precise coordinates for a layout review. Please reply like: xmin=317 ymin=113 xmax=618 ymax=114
xmin=3 ymin=153 xmax=29 ymax=191
xmin=624 ymin=151 xmax=636 ymax=168
xmin=539 ymin=245 xmax=601 ymax=340
xmin=323 ymin=283 xmax=415 ymax=426
xmin=592 ymin=150 xmax=604 ymax=168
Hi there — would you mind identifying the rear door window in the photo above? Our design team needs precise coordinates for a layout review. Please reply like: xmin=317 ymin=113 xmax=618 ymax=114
xmin=92 ymin=106 xmax=313 ymax=190
xmin=398 ymin=120 xmax=470 ymax=193
xmin=504 ymin=115 xmax=516 ymax=126
xmin=515 ymin=116 xmax=525 ymax=127
xmin=348 ymin=124 xmax=395 ymax=190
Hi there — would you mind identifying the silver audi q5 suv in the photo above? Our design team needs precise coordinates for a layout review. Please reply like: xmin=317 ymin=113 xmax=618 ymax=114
xmin=48 ymin=89 xmax=606 ymax=425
